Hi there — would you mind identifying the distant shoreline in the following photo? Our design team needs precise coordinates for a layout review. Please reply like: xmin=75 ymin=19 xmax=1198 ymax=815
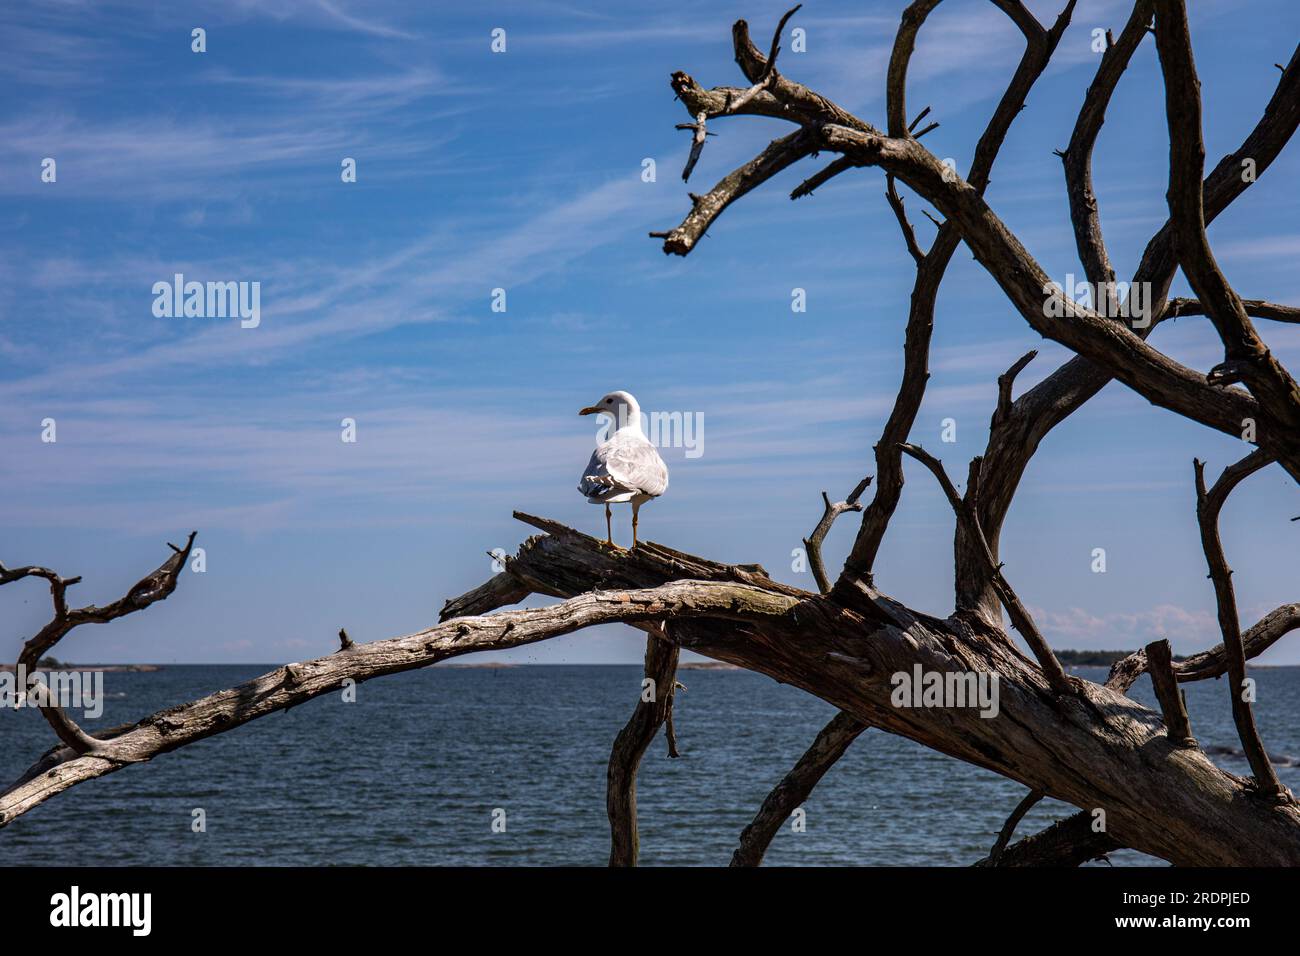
xmin=0 ymin=663 xmax=161 ymax=673
xmin=1055 ymin=649 xmax=1179 ymax=666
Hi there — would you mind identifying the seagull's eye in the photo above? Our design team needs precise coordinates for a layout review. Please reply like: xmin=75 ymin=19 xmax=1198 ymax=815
xmin=605 ymin=398 xmax=612 ymax=404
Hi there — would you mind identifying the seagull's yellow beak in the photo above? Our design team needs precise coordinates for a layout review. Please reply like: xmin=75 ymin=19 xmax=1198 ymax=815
xmin=578 ymin=405 xmax=601 ymax=416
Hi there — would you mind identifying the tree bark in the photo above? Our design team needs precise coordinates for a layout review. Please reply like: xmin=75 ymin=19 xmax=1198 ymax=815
xmin=444 ymin=516 xmax=1300 ymax=866
xmin=730 ymin=711 xmax=867 ymax=866
xmin=607 ymin=631 xmax=679 ymax=866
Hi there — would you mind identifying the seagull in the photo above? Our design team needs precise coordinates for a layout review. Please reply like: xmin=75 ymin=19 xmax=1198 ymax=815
xmin=577 ymin=390 xmax=668 ymax=548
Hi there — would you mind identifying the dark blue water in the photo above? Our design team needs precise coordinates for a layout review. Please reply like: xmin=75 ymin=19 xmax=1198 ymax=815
xmin=3 ymin=664 xmax=1298 ymax=865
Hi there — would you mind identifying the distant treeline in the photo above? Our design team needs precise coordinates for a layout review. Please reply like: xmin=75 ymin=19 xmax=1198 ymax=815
xmin=1057 ymin=649 xmax=1188 ymax=666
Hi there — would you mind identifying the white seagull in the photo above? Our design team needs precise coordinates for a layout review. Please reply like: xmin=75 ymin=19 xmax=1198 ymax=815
xmin=577 ymin=390 xmax=668 ymax=548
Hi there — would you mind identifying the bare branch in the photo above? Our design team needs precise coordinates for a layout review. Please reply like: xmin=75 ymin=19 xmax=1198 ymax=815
xmin=730 ymin=711 xmax=868 ymax=866
xmin=1145 ymin=638 xmax=1196 ymax=747
xmin=973 ymin=810 xmax=1121 ymax=866
xmin=1 ymin=576 xmax=798 ymax=827
xmin=1177 ymin=604 xmax=1300 ymax=681
xmin=1060 ymin=0 xmax=1153 ymax=314
xmin=1108 ymin=603 xmax=1300 ymax=692
xmin=441 ymin=571 xmax=531 ymax=621
xmin=1194 ymin=450 xmax=1290 ymax=799
xmin=722 ymin=5 xmax=802 ymax=116
xmin=665 ymin=679 xmax=683 ymax=759
xmin=672 ymin=6 xmax=804 ymax=182
xmin=987 ymin=789 xmax=1045 ymax=866
xmin=972 ymin=45 xmax=1300 ymax=615
xmin=838 ymin=0 xmax=1075 ymax=591
xmin=608 ymin=626 xmax=680 ymax=865
xmin=948 ymin=349 xmax=1040 ymax=615
xmin=898 ymin=443 xmax=1073 ymax=696
xmin=1165 ymin=297 xmax=1300 ymax=325
xmin=442 ymin=511 xmax=810 ymax=622
xmin=814 ymin=121 xmax=1300 ymax=480
xmin=803 ymin=477 xmax=872 ymax=594
xmin=658 ymin=128 xmax=817 ymax=255
xmin=1154 ymin=1 xmax=1300 ymax=440
xmin=1135 ymin=41 xmax=1300 ymax=303
xmin=669 ymin=72 xmax=804 ymax=127
xmin=790 ymin=156 xmax=858 ymax=200
xmin=884 ymin=174 xmax=925 ymax=263
xmin=676 ymin=112 xmax=710 ymax=181
xmin=886 ymin=0 xmax=945 ymax=137
xmin=728 ymin=19 xmax=870 ymax=131
xmin=994 ymin=349 xmax=1038 ymax=427
xmin=5 ymin=533 xmax=196 ymax=755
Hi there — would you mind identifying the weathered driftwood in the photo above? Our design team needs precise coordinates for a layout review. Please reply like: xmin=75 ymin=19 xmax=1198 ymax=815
xmin=1108 ymin=603 xmax=1300 ymax=692
xmin=986 ymin=789 xmax=1046 ymax=866
xmin=973 ymin=811 xmax=1120 ymax=867
xmin=0 ymin=561 xmax=792 ymax=827
xmin=730 ymin=711 xmax=868 ymax=867
xmin=607 ymin=628 xmax=680 ymax=866
xmin=5 ymin=1 xmax=1300 ymax=868
xmin=1194 ymin=452 xmax=1285 ymax=797
xmin=436 ymin=518 xmax=1300 ymax=865
xmin=1144 ymin=639 xmax=1195 ymax=747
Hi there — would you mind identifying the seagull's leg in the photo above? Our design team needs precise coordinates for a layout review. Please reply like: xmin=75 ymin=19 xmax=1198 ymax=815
xmin=605 ymin=503 xmax=613 ymax=546
xmin=632 ymin=500 xmax=640 ymax=549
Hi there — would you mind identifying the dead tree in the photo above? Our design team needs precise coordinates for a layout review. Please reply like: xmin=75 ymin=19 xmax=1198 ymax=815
xmin=4 ymin=1 xmax=1300 ymax=866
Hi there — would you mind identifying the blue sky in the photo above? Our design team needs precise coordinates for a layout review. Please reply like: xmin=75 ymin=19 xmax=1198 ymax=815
xmin=1 ymin=0 xmax=1297 ymax=666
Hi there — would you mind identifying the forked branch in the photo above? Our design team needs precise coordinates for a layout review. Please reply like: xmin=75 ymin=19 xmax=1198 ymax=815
xmin=1154 ymin=0 xmax=1300 ymax=440
xmin=803 ymin=477 xmax=872 ymax=594
xmin=1193 ymin=450 xmax=1289 ymax=800
xmin=898 ymin=443 xmax=1072 ymax=696
xmin=3 ymin=533 xmax=196 ymax=755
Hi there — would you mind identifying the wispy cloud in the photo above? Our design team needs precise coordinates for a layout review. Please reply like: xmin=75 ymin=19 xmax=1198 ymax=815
xmin=201 ymin=65 xmax=446 ymax=110
xmin=3 ymin=0 xmax=1298 ymax=666
xmin=0 ymin=167 xmax=686 ymax=402
xmin=1215 ymin=234 xmax=1300 ymax=262
xmin=217 ymin=0 xmax=418 ymax=39
xmin=0 ymin=110 xmax=460 ymax=199
xmin=1032 ymin=603 xmax=1220 ymax=653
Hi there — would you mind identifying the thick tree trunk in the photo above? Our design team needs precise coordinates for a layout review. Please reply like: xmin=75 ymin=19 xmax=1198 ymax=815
xmin=451 ymin=516 xmax=1300 ymax=866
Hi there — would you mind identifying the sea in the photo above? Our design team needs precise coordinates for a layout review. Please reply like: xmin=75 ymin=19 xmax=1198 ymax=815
xmin=2 ymin=664 xmax=1298 ymax=866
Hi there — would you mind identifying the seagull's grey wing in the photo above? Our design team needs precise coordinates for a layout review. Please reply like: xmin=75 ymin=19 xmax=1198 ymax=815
xmin=578 ymin=444 xmax=625 ymax=499
xmin=604 ymin=437 xmax=669 ymax=497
